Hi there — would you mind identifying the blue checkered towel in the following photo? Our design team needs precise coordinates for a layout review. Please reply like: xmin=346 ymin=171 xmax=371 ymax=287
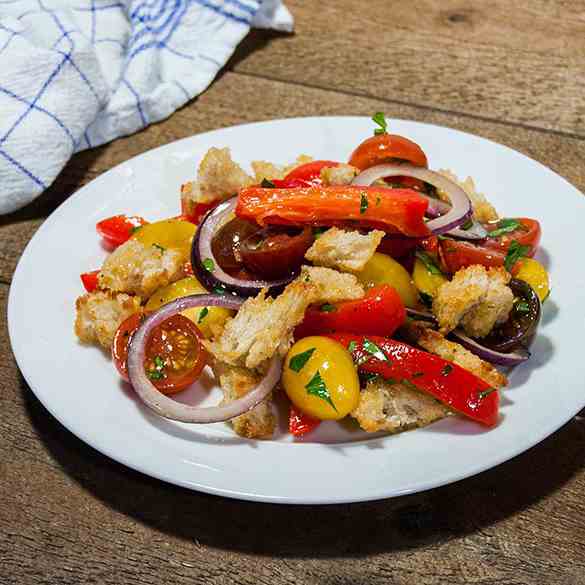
xmin=0 ymin=0 xmax=293 ymax=214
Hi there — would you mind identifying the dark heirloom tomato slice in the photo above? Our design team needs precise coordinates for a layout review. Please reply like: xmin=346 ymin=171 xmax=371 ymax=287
xmin=210 ymin=217 xmax=260 ymax=276
xmin=239 ymin=226 xmax=313 ymax=279
xmin=112 ymin=313 xmax=207 ymax=395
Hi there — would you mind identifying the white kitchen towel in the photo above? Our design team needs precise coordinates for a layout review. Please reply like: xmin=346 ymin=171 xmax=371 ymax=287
xmin=0 ymin=0 xmax=293 ymax=214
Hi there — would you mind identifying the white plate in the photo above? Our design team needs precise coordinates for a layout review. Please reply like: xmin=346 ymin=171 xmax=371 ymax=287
xmin=8 ymin=117 xmax=585 ymax=504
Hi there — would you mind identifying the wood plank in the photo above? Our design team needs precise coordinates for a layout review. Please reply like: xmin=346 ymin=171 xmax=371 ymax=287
xmin=231 ymin=0 xmax=585 ymax=136
xmin=1 ymin=71 xmax=584 ymax=283
xmin=2 ymin=276 xmax=585 ymax=584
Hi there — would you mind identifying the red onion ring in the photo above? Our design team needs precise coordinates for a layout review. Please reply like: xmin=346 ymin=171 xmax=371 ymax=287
xmin=191 ymin=197 xmax=296 ymax=297
xmin=352 ymin=164 xmax=473 ymax=236
xmin=127 ymin=293 xmax=282 ymax=423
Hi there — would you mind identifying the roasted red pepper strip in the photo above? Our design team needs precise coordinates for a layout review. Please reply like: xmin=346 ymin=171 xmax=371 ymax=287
xmin=329 ymin=333 xmax=499 ymax=427
xmin=96 ymin=215 xmax=147 ymax=248
xmin=289 ymin=406 xmax=321 ymax=436
xmin=236 ymin=185 xmax=430 ymax=237
xmin=295 ymin=285 xmax=405 ymax=339
xmin=80 ymin=270 xmax=100 ymax=292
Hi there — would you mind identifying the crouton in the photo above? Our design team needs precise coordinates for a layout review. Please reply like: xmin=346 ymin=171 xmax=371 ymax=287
xmin=320 ymin=164 xmax=359 ymax=186
xmin=98 ymin=239 xmax=184 ymax=298
xmin=409 ymin=325 xmax=508 ymax=389
xmin=251 ymin=155 xmax=313 ymax=183
xmin=437 ymin=169 xmax=498 ymax=223
xmin=75 ymin=291 xmax=141 ymax=348
xmin=212 ymin=361 xmax=275 ymax=439
xmin=433 ymin=265 xmax=514 ymax=337
xmin=305 ymin=227 xmax=384 ymax=273
xmin=351 ymin=378 xmax=449 ymax=433
xmin=300 ymin=265 xmax=364 ymax=302
xmin=181 ymin=147 xmax=254 ymax=209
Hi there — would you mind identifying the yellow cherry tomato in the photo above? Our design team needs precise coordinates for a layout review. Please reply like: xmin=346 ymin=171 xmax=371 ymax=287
xmin=513 ymin=258 xmax=550 ymax=302
xmin=282 ymin=336 xmax=360 ymax=421
xmin=412 ymin=257 xmax=448 ymax=298
xmin=145 ymin=276 xmax=233 ymax=339
xmin=357 ymin=252 xmax=419 ymax=308
xmin=132 ymin=219 xmax=196 ymax=259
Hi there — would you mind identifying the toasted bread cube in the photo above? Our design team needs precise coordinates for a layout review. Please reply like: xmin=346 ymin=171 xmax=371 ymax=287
xmin=320 ymin=163 xmax=359 ymax=186
xmin=299 ymin=265 xmax=364 ymax=302
xmin=251 ymin=155 xmax=313 ymax=183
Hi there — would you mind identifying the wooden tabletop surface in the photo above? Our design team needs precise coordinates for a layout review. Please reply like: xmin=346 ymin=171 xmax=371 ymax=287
xmin=2 ymin=2 xmax=585 ymax=583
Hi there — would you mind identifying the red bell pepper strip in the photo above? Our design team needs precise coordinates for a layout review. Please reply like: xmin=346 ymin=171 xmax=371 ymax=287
xmin=236 ymin=185 xmax=430 ymax=237
xmin=295 ymin=285 xmax=405 ymax=340
xmin=289 ymin=406 xmax=321 ymax=436
xmin=329 ymin=333 xmax=499 ymax=427
xmin=96 ymin=215 xmax=147 ymax=248
xmin=282 ymin=160 xmax=340 ymax=185
xmin=80 ymin=270 xmax=100 ymax=292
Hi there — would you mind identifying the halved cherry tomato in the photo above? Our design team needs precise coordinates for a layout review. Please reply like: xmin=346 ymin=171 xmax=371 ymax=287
xmin=482 ymin=218 xmax=541 ymax=255
xmin=112 ymin=313 xmax=207 ymax=395
xmin=348 ymin=134 xmax=428 ymax=171
xmin=282 ymin=160 xmax=340 ymax=185
xmin=236 ymin=185 xmax=430 ymax=237
xmin=295 ymin=285 xmax=405 ymax=339
xmin=289 ymin=406 xmax=321 ymax=436
xmin=80 ymin=270 xmax=100 ymax=292
xmin=96 ymin=215 xmax=147 ymax=248
xmin=181 ymin=200 xmax=220 ymax=224
xmin=330 ymin=334 xmax=499 ymax=427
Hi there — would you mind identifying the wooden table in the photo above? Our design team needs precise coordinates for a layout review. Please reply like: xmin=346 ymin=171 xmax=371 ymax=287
xmin=2 ymin=2 xmax=585 ymax=583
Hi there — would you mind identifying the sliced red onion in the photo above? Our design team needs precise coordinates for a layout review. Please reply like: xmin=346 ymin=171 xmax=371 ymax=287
xmin=192 ymin=197 xmax=295 ymax=297
xmin=127 ymin=294 xmax=282 ymax=423
xmin=352 ymin=164 xmax=473 ymax=236
xmin=406 ymin=307 xmax=436 ymax=322
xmin=451 ymin=330 xmax=530 ymax=366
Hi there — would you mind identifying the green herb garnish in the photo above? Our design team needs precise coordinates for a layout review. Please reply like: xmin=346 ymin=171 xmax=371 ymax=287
xmin=460 ymin=219 xmax=474 ymax=231
xmin=412 ymin=371 xmax=425 ymax=379
xmin=147 ymin=355 xmax=166 ymax=380
xmin=514 ymin=300 xmax=530 ymax=315
xmin=360 ymin=371 xmax=381 ymax=385
xmin=362 ymin=338 xmax=389 ymax=362
xmin=213 ymin=284 xmax=226 ymax=295
xmin=320 ymin=303 xmax=336 ymax=313
xmin=419 ymin=292 xmax=433 ymax=308
xmin=372 ymin=112 xmax=388 ymax=135
xmin=305 ymin=370 xmax=337 ymax=412
xmin=441 ymin=364 xmax=453 ymax=377
xmin=313 ymin=227 xmax=328 ymax=238
xmin=289 ymin=348 xmax=315 ymax=373
xmin=488 ymin=218 xmax=522 ymax=238
xmin=478 ymin=387 xmax=497 ymax=400
xmin=360 ymin=192 xmax=369 ymax=214
xmin=130 ymin=226 xmax=142 ymax=235
xmin=202 ymin=258 xmax=215 ymax=272
xmin=261 ymin=178 xmax=276 ymax=188
xmin=152 ymin=243 xmax=166 ymax=253
xmin=504 ymin=241 xmax=531 ymax=272
xmin=348 ymin=341 xmax=357 ymax=353
xmin=198 ymin=307 xmax=209 ymax=323
xmin=415 ymin=250 xmax=443 ymax=276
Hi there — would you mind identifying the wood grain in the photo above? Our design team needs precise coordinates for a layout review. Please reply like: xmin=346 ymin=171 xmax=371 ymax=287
xmin=232 ymin=0 xmax=585 ymax=136
xmin=1 ymin=71 xmax=584 ymax=283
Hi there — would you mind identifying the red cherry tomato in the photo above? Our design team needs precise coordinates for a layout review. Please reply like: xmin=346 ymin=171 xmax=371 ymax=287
xmin=180 ymin=200 xmax=220 ymax=224
xmin=96 ymin=215 xmax=147 ymax=248
xmin=289 ymin=406 xmax=321 ymax=436
xmin=282 ymin=160 xmax=340 ymax=185
xmin=295 ymin=285 xmax=405 ymax=339
xmin=80 ymin=270 xmax=100 ymax=292
xmin=348 ymin=134 xmax=428 ymax=171
xmin=482 ymin=218 xmax=541 ymax=254
xmin=112 ymin=313 xmax=207 ymax=395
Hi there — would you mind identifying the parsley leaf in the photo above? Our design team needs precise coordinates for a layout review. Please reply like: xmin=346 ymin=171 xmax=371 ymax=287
xmin=441 ymin=364 xmax=453 ymax=376
xmin=347 ymin=341 xmax=357 ymax=354
xmin=362 ymin=338 xmax=389 ymax=362
xmin=504 ymin=241 xmax=531 ymax=272
xmin=198 ymin=307 xmax=209 ymax=323
xmin=289 ymin=348 xmax=315 ymax=373
xmin=320 ymin=303 xmax=337 ymax=313
xmin=213 ymin=284 xmax=226 ymax=295
xmin=419 ymin=292 xmax=433 ymax=308
xmin=478 ymin=387 xmax=497 ymax=400
xmin=415 ymin=250 xmax=443 ymax=276
xmin=261 ymin=178 xmax=276 ymax=188
xmin=488 ymin=218 xmax=522 ymax=238
xmin=313 ymin=227 xmax=328 ymax=238
xmin=202 ymin=258 xmax=215 ymax=272
xmin=412 ymin=371 xmax=425 ymax=378
xmin=130 ymin=226 xmax=142 ymax=235
xmin=360 ymin=371 xmax=381 ymax=385
xmin=372 ymin=112 xmax=388 ymax=135
xmin=514 ymin=300 xmax=530 ymax=315
xmin=147 ymin=355 xmax=166 ymax=380
xmin=152 ymin=243 xmax=166 ymax=253
xmin=360 ymin=192 xmax=369 ymax=214
xmin=305 ymin=370 xmax=337 ymax=412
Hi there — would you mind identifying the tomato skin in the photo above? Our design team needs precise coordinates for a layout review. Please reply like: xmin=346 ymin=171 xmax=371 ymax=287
xmin=295 ymin=285 xmax=405 ymax=339
xmin=283 ymin=160 xmax=340 ymax=184
xmin=439 ymin=239 xmax=505 ymax=274
xmin=289 ymin=406 xmax=321 ymax=436
xmin=80 ymin=270 xmax=100 ymax=292
xmin=180 ymin=200 xmax=220 ymax=224
xmin=330 ymin=334 xmax=499 ymax=427
xmin=482 ymin=218 xmax=541 ymax=255
xmin=112 ymin=313 xmax=207 ymax=394
xmin=348 ymin=134 xmax=428 ymax=170
xmin=96 ymin=215 xmax=147 ymax=248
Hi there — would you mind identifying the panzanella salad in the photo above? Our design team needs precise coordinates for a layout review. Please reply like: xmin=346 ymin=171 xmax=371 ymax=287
xmin=75 ymin=114 xmax=550 ymax=439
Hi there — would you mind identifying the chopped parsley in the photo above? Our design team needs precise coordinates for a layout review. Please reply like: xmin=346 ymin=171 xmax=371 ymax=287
xmin=514 ymin=300 xmax=530 ymax=315
xmin=147 ymin=355 xmax=166 ymax=381
xmin=152 ymin=243 xmax=166 ymax=253
xmin=362 ymin=338 xmax=390 ymax=362
xmin=504 ymin=241 xmax=531 ymax=272
xmin=130 ymin=226 xmax=142 ymax=235
xmin=320 ymin=303 xmax=337 ymax=313
xmin=478 ymin=387 xmax=497 ymax=400
xmin=202 ymin=258 xmax=215 ymax=272
xmin=313 ymin=226 xmax=328 ymax=238
xmin=460 ymin=219 xmax=474 ymax=231
xmin=415 ymin=250 xmax=443 ymax=276
xmin=360 ymin=192 xmax=369 ymax=214
xmin=198 ymin=307 xmax=209 ymax=323
xmin=360 ymin=371 xmax=381 ymax=385
xmin=289 ymin=348 xmax=315 ymax=373
xmin=419 ymin=292 xmax=433 ymax=308
xmin=348 ymin=341 xmax=358 ymax=354
xmin=412 ymin=371 xmax=425 ymax=379
xmin=488 ymin=218 xmax=522 ymax=238
xmin=261 ymin=178 xmax=276 ymax=188
xmin=213 ymin=284 xmax=226 ymax=295
xmin=305 ymin=370 xmax=337 ymax=412
xmin=441 ymin=364 xmax=453 ymax=377
xmin=372 ymin=112 xmax=388 ymax=135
